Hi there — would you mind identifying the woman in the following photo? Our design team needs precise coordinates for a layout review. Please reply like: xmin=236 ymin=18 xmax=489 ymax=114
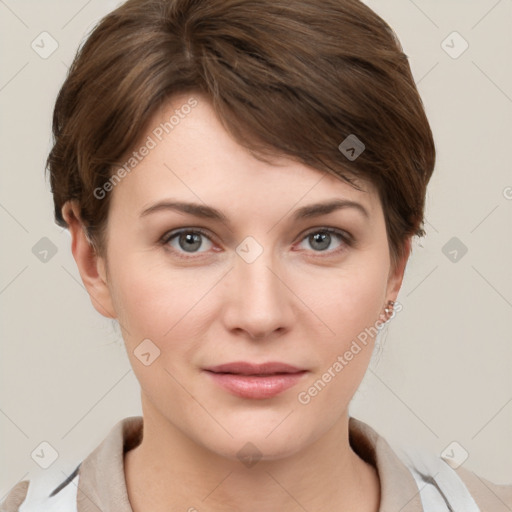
xmin=2 ymin=0 xmax=510 ymax=510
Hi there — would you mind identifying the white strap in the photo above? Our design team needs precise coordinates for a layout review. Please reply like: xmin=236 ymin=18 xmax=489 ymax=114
xmin=18 ymin=470 xmax=79 ymax=512
xmin=409 ymin=464 xmax=453 ymax=511
xmin=400 ymin=447 xmax=481 ymax=512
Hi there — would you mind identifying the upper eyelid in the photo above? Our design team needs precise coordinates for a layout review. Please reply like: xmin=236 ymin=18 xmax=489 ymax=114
xmin=162 ymin=227 xmax=214 ymax=242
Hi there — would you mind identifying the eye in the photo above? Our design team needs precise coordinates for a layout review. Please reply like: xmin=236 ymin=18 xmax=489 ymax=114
xmin=160 ymin=226 xmax=353 ymax=260
xmin=161 ymin=228 xmax=214 ymax=257
xmin=296 ymin=227 xmax=352 ymax=255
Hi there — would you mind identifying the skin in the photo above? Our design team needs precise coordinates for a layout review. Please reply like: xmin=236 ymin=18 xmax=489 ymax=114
xmin=63 ymin=93 xmax=411 ymax=512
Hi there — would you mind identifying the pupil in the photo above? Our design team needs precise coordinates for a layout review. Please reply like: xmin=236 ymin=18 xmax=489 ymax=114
xmin=311 ymin=232 xmax=330 ymax=251
xmin=180 ymin=233 xmax=201 ymax=252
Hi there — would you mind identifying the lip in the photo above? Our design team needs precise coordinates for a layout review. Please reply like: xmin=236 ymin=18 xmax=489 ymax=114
xmin=205 ymin=361 xmax=304 ymax=375
xmin=203 ymin=361 xmax=308 ymax=400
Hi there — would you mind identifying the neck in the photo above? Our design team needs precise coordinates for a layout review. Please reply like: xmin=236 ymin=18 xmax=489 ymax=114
xmin=124 ymin=404 xmax=380 ymax=512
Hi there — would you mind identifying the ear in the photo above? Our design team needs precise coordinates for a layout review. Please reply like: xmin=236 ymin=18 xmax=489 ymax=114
xmin=385 ymin=236 xmax=412 ymax=302
xmin=61 ymin=200 xmax=116 ymax=319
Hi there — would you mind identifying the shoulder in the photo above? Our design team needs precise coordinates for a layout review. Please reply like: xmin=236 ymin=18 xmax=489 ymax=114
xmin=0 ymin=464 xmax=80 ymax=512
xmin=453 ymin=465 xmax=512 ymax=511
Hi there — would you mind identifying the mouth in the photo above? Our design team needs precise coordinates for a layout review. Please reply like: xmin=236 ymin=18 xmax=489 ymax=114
xmin=203 ymin=361 xmax=308 ymax=399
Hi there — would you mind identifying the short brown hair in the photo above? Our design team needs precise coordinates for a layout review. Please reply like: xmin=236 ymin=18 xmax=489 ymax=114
xmin=47 ymin=0 xmax=435 ymax=271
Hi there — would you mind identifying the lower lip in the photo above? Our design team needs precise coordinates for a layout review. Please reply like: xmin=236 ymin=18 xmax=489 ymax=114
xmin=204 ymin=371 xmax=307 ymax=399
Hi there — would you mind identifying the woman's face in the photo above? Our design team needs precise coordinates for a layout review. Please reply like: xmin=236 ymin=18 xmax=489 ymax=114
xmin=88 ymin=93 xmax=407 ymax=460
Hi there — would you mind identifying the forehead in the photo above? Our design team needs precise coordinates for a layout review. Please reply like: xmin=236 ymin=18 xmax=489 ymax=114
xmin=108 ymin=93 xmax=379 ymax=219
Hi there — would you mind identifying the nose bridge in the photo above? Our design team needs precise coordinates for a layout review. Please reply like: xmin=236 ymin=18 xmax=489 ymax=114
xmin=225 ymin=238 xmax=293 ymax=338
xmin=241 ymin=251 xmax=281 ymax=301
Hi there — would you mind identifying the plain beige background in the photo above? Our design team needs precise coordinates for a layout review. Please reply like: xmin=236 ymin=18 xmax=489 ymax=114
xmin=0 ymin=0 xmax=511 ymax=499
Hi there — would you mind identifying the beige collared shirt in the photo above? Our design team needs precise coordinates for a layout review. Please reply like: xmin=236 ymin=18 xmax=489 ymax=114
xmin=2 ymin=416 xmax=511 ymax=511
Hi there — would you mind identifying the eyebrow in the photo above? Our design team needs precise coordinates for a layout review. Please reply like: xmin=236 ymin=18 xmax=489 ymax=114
xmin=139 ymin=198 xmax=369 ymax=223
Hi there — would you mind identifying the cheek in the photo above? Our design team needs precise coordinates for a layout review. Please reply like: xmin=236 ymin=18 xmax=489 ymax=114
xmin=309 ymin=260 xmax=388 ymax=345
xmin=296 ymin=274 xmax=383 ymax=413
xmin=294 ymin=257 xmax=388 ymax=401
xmin=108 ymin=256 xmax=219 ymax=349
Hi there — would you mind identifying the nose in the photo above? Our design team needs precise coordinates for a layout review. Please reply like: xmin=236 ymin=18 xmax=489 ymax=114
xmin=221 ymin=247 xmax=295 ymax=340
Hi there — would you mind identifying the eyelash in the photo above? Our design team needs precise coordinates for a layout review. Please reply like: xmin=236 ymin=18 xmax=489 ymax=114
xmin=159 ymin=227 xmax=353 ymax=260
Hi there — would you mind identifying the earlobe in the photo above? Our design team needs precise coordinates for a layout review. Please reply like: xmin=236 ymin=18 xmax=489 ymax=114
xmin=61 ymin=201 xmax=117 ymax=319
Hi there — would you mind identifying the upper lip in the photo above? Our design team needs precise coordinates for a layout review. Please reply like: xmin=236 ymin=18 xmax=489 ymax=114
xmin=204 ymin=362 xmax=305 ymax=375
